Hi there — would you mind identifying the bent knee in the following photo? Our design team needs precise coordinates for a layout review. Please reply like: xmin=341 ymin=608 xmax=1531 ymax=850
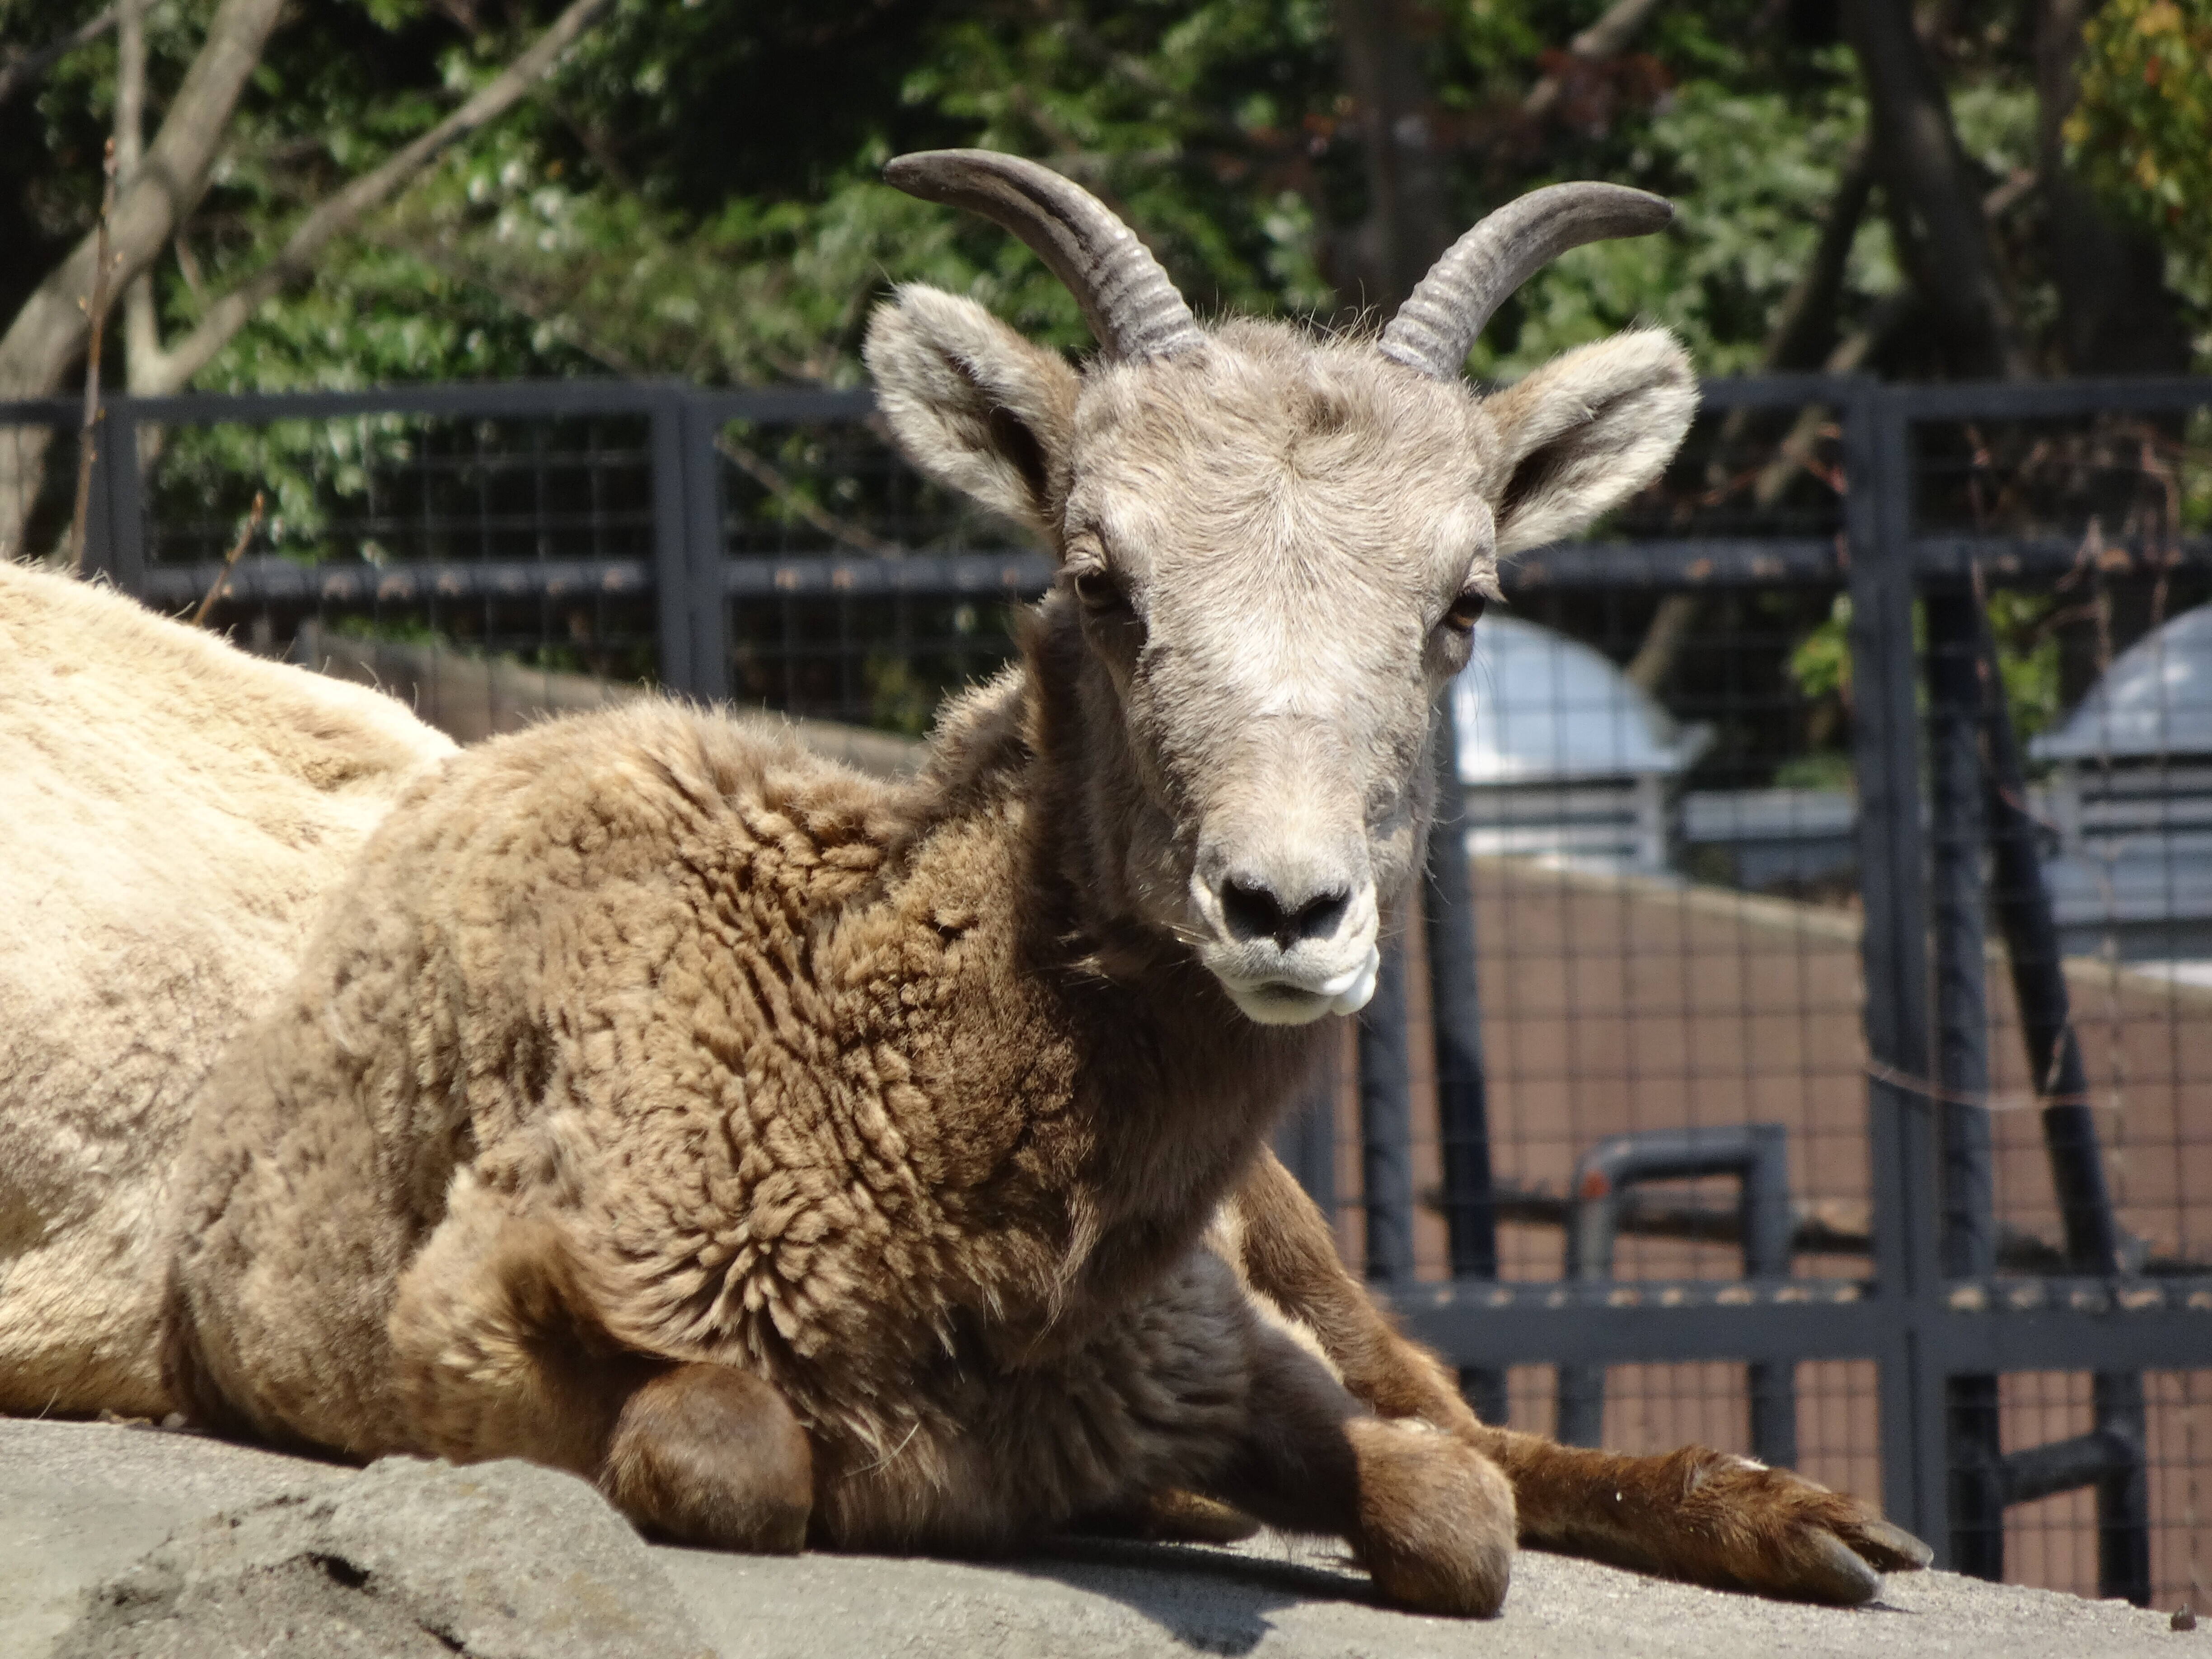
xmin=602 ymin=1364 xmax=814 ymax=1553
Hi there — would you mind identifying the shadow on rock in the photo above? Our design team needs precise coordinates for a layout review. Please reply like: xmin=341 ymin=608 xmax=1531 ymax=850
xmin=1007 ymin=1536 xmax=1378 ymax=1655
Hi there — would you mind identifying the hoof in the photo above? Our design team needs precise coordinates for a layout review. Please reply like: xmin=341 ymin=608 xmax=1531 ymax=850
xmin=600 ymin=1364 xmax=813 ymax=1553
xmin=1349 ymin=1419 xmax=1515 ymax=1618
xmin=1658 ymin=1450 xmax=1931 ymax=1604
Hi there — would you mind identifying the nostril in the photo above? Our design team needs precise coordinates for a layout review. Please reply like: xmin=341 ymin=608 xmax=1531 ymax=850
xmin=1219 ymin=879 xmax=1352 ymax=950
xmin=1220 ymin=879 xmax=1288 ymax=946
xmin=1289 ymin=888 xmax=1350 ymax=944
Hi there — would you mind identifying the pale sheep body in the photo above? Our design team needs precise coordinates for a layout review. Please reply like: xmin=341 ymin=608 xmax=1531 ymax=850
xmin=0 ymin=561 xmax=451 ymax=1415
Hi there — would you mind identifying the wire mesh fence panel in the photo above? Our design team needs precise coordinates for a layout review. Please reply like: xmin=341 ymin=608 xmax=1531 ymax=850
xmin=1296 ymin=387 xmax=1883 ymax=1506
xmin=1988 ymin=1372 xmax=2212 ymax=1612
xmin=1796 ymin=1360 xmax=1885 ymax=1513
xmin=26 ymin=397 xmax=668 ymax=740
xmin=158 ymin=411 xmax=661 ymax=690
xmin=714 ymin=413 xmax=1035 ymax=728
xmin=726 ymin=590 xmax=1025 ymax=732
xmin=0 ymin=419 xmax=88 ymax=567
xmin=1901 ymin=387 xmax=2212 ymax=1609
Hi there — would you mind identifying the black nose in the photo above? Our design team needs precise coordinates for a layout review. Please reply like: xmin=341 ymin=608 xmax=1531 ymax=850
xmin=1220 ymin=878 xmax=1351 ymax=950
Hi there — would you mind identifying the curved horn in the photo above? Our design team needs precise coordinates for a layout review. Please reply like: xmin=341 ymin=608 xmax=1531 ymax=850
xmin=884 ymin=149 xmax=1204 ymax=362
xmin=1378 ymin=183 xmax=1674 ymax=380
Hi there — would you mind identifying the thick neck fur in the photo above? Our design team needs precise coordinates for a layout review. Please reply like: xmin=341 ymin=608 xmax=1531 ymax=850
xmin=917 ymin=601 xmax=1342 ymax=1338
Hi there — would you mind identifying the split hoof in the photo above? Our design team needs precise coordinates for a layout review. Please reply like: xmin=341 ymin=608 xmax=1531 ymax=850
xmin=1656 ymin=1449 xmax=1931 ymax=1605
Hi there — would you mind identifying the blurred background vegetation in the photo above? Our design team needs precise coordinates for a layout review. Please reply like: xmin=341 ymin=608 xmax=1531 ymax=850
xmin=2 ymin=0 xmax=2208 ymax=749
xmin=9 ymin=0 xmax=2208 ymax=396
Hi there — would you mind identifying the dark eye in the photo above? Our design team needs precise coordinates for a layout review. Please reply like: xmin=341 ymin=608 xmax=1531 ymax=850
xmin=1073 ymin=569 xmax=1130 ymax=615
xmin=1443 ymin=591 xmax=1487 ymax=634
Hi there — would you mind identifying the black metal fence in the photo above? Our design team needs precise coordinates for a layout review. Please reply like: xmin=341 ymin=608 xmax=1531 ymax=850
xmin=6 ymin=372 xmax=2210 ymax=1610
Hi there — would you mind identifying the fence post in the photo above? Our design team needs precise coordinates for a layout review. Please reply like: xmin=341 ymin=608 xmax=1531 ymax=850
xmin=678 ymin=392 xmax=731 ymax=704
xmin=1924 ymin=582 xmax=2003 ymax=1579
xmin=1968 ymin=601 xmax=2151 ymax=1606
xmin=1425 ymin=712 xmax=1498 ymax=1280
xmin=1423 ymin=713 xmax=1505 ymax=1423
xmin=650 ymin=396 xmax=697 ymax=697
xmin=1357 ymin=937 xmax=1416 ymax=1288
xmin=1846 ymin=383 xmax=1947 ymax=1554
xmin=79 ymin=398 xmax=146 ymax=595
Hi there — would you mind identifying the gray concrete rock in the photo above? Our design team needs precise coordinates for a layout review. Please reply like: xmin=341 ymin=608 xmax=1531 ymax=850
xmin=1 ymin=1417 xmax=351 ymax=1656
xmin=48 ymin=1453 xmax=714 ymax=1659
xmin=3 ymin=1418 xmax=2181 ymax=1659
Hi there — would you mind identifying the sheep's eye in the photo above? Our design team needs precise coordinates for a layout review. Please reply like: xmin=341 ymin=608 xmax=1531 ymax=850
xmin=1443 ymin=591 xmax=1488 ymax=634
xmin=1073 ymin=569 xmax=1130 ymax=615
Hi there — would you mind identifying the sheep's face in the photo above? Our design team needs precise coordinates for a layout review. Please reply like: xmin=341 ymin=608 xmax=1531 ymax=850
xmin=868 ymin=290 xmax=1694 ymax=1025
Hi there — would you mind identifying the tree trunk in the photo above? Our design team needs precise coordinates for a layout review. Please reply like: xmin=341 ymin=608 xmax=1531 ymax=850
xmin=136 ymin=0 xmax=614 ymax=398
xmin=0 ymin=0 xmax=285 ymax=401
xmin=1843 ymin=0 xmax=2032 ymax=380
xmin=2034 ymin=0 xmax=2189 ymax=374
xmin=1330 ymin=0 xmax=1457 ymax=315
xmin=0 ymin=0 xmax=610 ymax=558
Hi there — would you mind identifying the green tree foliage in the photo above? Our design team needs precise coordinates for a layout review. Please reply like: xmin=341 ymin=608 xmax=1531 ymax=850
xmin=1 ymin=0 xmax=1918 ymax=392
xmin=2070 ymin=0 xmax=2212 ymax=282
xmin=3 ymin=0 xmax=2201 ymax=765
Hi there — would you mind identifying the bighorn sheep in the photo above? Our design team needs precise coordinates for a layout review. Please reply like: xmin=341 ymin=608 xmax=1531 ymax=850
xmin=3 ymin=152 xmax=1930 ymax=1617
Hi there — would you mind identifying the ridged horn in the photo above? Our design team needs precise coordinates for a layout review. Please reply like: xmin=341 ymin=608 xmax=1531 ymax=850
xmin=884 ymin=149 xmax=1204 ymax=362
xmin=1378 ymin=183 xmax=1674 ymax=380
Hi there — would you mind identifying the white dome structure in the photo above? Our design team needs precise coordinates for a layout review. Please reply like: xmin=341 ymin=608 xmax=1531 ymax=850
xmin=2025 ymin=602 xmax=2212 ymax=964
xmin=2029 ymin=601 xmax=2212 ymax=763
xmin=1452 ymin=613 xmax=1709 ymax=784
xmin=1449 ymin=614 xmax=1711 ymax=872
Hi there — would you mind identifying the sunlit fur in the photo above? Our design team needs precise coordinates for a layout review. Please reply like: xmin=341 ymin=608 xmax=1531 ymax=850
xmin=140 ymin=295 xmax=1697 ymax=1607
xmin=0 ymin=562 xmax=452 ymax=1416
xmin=868 ymin=293 xmax=1697 ymax=1022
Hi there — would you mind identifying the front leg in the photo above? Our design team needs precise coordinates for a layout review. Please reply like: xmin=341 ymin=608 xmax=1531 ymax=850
xmin=1203 ymin=1318 xmax=1516 ymax=1618
xmin=1221 ymin=1149 xmax=1931 ymax=1603
xmin=387 ymin=1182 xmax=812 ymax=1553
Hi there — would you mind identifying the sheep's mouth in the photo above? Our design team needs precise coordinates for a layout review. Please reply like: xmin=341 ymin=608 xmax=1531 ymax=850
xmin=1228 ymin=981 xmax=1336 ymax=1026
xmin=1211 ymin=948 xmax=1381 ymax=1027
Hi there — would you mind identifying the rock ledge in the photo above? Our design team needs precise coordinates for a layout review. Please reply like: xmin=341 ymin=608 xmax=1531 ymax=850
xmin=2 ymin=1419 xmax=2178 ymax=1658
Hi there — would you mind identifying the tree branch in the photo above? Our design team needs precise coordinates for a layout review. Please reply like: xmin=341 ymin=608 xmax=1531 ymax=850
xmin=712 ymin=436 xmax=903 ymax=558
xmin=135 ymin=0 xmax=615 ymax=397
xmin=0 ymin=0 xmax=286 ymax=399
xmin=114 ymin=0 xmax=168 ymax=396
xmin=1626 ymin=145 xmax=1881 ymax=694
xmin=1762 ymin=141 xmax=1875 ymax=374
xmin=1523 ymin=0 xmax=1668 ymax=118
xmin=66 ymin=141 xmax=119 ymax=575
xmin=0 ymin=5 xmax=117 ymax=109
xmin=1331 ymin=0 xmax=1458 ymax=314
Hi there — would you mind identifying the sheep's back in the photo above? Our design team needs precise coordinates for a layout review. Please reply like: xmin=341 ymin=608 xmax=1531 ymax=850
xmin=0 ymin=564 xmax=453 ymax=1416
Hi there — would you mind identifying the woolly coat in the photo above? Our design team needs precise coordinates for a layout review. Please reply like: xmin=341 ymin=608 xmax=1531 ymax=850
xmin=163 ymin=656 xmax=1330 ymax=1548
xmin=0 ymin=563 xmax=453 ymax=1414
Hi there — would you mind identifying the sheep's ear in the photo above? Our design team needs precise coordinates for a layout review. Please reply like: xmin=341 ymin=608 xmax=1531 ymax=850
xmin=864 ymin=285 xmax=1080 ymax=534
xmin=1480 ymin=329 xmax=1697 ymax=558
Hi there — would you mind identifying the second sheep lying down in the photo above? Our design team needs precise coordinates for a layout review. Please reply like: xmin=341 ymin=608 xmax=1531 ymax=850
xmin=154 ymin=150 xmax=1927 ymax=1615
